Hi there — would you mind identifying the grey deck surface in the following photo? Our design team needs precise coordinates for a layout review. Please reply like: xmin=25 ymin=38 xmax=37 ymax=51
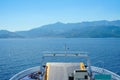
xmin=47 ymin=63 xmax=80 ymax=80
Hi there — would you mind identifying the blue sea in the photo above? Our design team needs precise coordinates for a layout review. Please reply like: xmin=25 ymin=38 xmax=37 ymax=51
xmin=0 ymin=38 xmax=120 ymax=80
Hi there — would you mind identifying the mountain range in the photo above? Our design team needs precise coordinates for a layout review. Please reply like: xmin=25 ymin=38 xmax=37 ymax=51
xmin=0 ymin=20 xmax=120 ymax=38
xmin=0 ymin=30 xmax=23 ymax=38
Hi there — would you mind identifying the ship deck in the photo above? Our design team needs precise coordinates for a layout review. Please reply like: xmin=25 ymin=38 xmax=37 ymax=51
xmin=10 ymin=63 xmax=120 ymax=80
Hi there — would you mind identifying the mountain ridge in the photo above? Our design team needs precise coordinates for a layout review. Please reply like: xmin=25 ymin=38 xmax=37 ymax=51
xmin=0 ymin=20 xmax=120 ymax=38
xmin=0 ymin=30 xmax=24 ymax=38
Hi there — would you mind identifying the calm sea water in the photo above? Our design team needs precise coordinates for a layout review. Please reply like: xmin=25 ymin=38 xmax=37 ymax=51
xmin=0 ymin=38 xmax=120 ymax=80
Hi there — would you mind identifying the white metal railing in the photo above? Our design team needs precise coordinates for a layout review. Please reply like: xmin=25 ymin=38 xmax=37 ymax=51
xmin=44 ymin=53 xmax=88 ymax=57
xmin=9 ymin=66 xmax=40 ymax=80
xmin=91 ymin=66 xmax=120 ymax=80
xmin=9 ymin=66 xmax=120 ymax=80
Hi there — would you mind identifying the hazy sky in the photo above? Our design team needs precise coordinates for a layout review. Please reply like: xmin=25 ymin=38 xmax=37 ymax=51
xmin=0 ymin=0 xmax=120 ymax=31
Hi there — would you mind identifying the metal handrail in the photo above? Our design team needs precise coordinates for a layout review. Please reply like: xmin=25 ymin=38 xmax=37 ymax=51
xmin=9 ymin=66 xmax=120 ymax=80
xmin=91 ymin=66 xmax=120 ymax=80
xmin=44 ymin=53 xmax=88 ymax=57
xmin=9 ymin=66 xmax=40 ymax=80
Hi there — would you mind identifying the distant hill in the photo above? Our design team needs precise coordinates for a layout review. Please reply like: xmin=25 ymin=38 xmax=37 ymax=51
xmin=16 ymin=20 xmax=120 ymax=38
xmin=0 ymin=20 xmax=120 ymax=38
xmin=0 ymin=30 xmax=23 ymax=38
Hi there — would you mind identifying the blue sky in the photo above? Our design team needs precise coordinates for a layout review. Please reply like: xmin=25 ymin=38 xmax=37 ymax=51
xmin=0 ymin=0 xmax=120 ymax=31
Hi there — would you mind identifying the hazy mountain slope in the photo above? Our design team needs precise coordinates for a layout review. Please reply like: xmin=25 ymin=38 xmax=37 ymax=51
xmin=0 ymin=20 xmax=120 ymax=38
xmin=0 ymin=30 xmax=23 ymax=38
xmin=16 ymin=20 xmax=120 ymax=38
xmin=16 ymin=22 xmax=77 ymax=37
xmin=62 ymin=25 xmax=120 ymax=38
